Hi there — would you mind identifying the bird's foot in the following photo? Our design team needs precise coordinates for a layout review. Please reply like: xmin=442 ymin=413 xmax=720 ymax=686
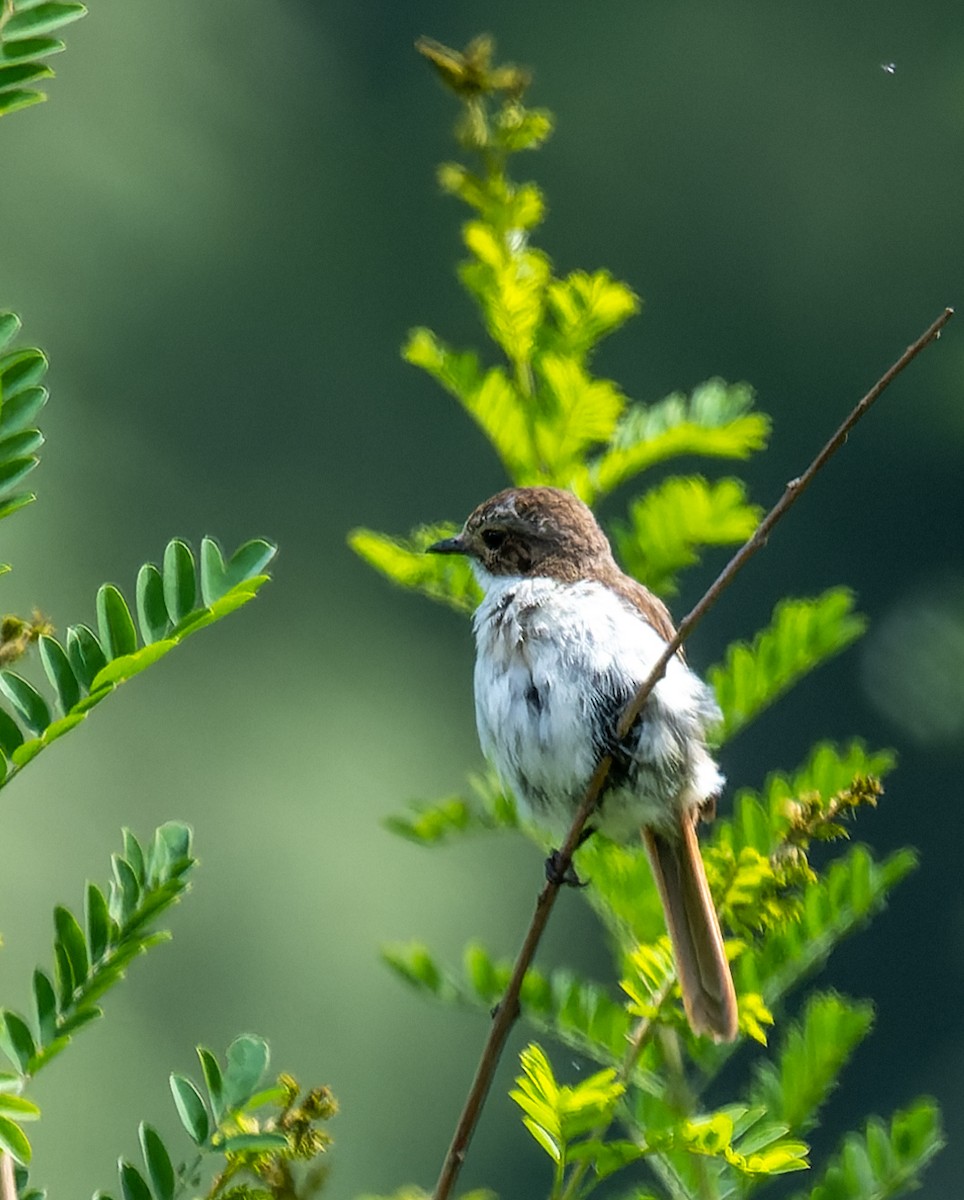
xmin=545 ymin=849 xmax=588 ymax=888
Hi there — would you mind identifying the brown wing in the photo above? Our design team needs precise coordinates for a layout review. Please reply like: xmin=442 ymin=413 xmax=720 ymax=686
xmin=595 ymin=563 xmax=681 ymax=649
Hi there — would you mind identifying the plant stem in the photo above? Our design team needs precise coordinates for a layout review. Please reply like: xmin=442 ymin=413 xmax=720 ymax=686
xmin=0 ymin=1153 xmax=16 ymax=1200
xmin=431 ymin=306 xmax=954 ymax=1200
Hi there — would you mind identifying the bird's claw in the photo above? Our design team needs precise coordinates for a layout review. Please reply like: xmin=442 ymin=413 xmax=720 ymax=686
xmin=545 ymin=849 xmax=588 ymax=888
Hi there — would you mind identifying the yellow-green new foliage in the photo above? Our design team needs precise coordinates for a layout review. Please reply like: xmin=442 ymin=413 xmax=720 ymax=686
xmin=356 ymin=37 xmax=943 ymax=1200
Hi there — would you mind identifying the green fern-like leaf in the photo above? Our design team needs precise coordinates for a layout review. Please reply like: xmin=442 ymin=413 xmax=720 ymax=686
xmin=709 ymin=590 xmax=867 ymax=742
xmin=543 ymin=269 xmax=639 ymax=361
xmin=0 ymin=537 xmax=275 ymax=786
xmin=510 ymin=1042 xmax=625 ymax=1168
xmin=612 ymin=474 xmax=762 ymax=597
xmin=0 ymin=0 xmax=86 ymax=114
xmin=0 ymin=313 xmax=46 ymax=541
xmin=532 ymin=354 xmax=626 ymax=483
xmin=735 ymin=845 xmax=916 ymax=1006
xmin=384 ymin=771 xmax=517 ymax=844
xmin=383 ymin=940 xmax=632 ymax=1065
xmin=798 ymin=1101 xmax=944 ymax=1200
xmin=348 ymin=522 xmax=479 ymax=613
xmin=580 ymin=379 xmax=770 ymax=502
xmin=0 ymin=823 xmax=195 ymax=1081
xmin=748 ymin=992 xmax=874 ymax=1135
xmin=403 ymin=327 xmax=535 ymax=481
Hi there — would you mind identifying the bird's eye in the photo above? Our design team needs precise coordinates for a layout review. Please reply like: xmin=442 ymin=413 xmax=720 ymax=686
xmin=481 ymin=528 xmax=507 ymax=551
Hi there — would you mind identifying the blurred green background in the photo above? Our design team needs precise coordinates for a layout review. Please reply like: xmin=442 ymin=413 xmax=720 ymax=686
xmin=0 ymin=1 xmax=962 ymax=1195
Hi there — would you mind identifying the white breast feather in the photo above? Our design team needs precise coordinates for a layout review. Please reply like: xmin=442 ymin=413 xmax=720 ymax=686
xmin=471 ymin=573 xmax=723 ymax=840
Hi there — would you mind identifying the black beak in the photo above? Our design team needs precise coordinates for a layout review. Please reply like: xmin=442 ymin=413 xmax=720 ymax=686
xmin=427 ymin=534 xmax=466 ymax=555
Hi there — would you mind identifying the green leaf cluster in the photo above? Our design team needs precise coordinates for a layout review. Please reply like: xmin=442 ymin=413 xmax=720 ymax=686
xmin=0 ymin=823 xmax=195 ymax=1164
xmin=350 ymin=49 xmax=770 ymax=612
xmin=709 ymin=590 xmax=867 ymax=741
xmin=0 ymin=17 xmax=285 ymax=1184
xmin=0 ymin=0 xmax=86 ymax=116
xmin=0 ymin=311 xmax=45 ymax=547
xmin=12 ymin=1035 xmax=336 ymax=1200
xmin=357 ymin=36 xmax=940 ymax=1200
xmin=90 ymin=1036 xmax=336 ymax=1200
xmin=0 ymin=535 xmax=275 ymax=786
xmin=798 ymin=1102 xmax=944 ymax=1200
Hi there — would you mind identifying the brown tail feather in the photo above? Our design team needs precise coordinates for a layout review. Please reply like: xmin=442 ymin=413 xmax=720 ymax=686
xmin=643 ymin=819 xmax=738 ymax=1042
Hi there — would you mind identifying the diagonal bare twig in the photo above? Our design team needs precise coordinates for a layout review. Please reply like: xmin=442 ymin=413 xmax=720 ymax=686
xmin=432 ymin=306 xmax=953 ymax=1200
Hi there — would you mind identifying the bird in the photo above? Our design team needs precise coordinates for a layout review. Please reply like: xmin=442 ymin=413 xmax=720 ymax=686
xmin=428 ymin=485 xmax=738 ymax=1042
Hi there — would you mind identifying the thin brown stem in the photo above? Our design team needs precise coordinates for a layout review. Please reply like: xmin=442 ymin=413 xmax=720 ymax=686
xmin=0 ymin=1152 xmax=17 ymax=1200
xmin=432 ymin=306 xmax=953 ymax=1200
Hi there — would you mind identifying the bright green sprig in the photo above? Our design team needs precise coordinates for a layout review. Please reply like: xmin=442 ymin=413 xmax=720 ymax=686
xmin=358 ymin=35 xmax=939 ymax=1200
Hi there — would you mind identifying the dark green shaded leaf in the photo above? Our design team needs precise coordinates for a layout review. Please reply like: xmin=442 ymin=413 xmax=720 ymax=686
xmin=139 ymin=1123 xmax=174 ymax=1200
xmin=111 ymin=856 xmax=140 ymax=925
xmin=0 ymin=428 xmax=43 ymax=458
xmin=223 ymin=537 xmax=276 ymax=589
xmin=0 ymin=1012 xmax=36 ymax=1073
xmin=0 ymin=706 xmax=24 ymax=757
xmin=96 ymin=584 xmax=138 ymax=659
xmin=85 ymin=883 xmax=111 ymax=963
xmin=0 ymin=34 xmax=64 ymax=65
xmin=122 ymin=830 xmax=146 ymax=884
xmin=0 ymin=61 xmax=53 ymax=91
xmin=54 ymin=905 xmax=89 ymax=987
xmin=199 ymin=537 xmax=226 ymax=606
xmin=0 ymin=672 xmax=50 ymax=734
xmin=197 ymin=1047 xmax=224 ymax=1121
xmin=0 ymin=455 xmax=39 ymax=497
xmin=31 ymin=971 xmax=56 ymax=1046
xmin=38 ymin=635 xmax=79 ymax=713
xmin=169 ymin=1074 xmax=209 ymax=1145
xmin=0 ymin=349 xmax=47 ymax=398
xmin=162 ymin=539 xmax=196 ymax=623
xmin=3 ymin=3 xmax=87 ymax=38
xmin=0 ymin=89 xmax=43 ymax=114
xmin=135 ymin=563 xmax=168 ymax=644
xmin=0 ymin=385 xmax=47 ymax=433
xmin=223 ymin=1034 xmax=269 ymax=1108
xmin=148 ymin=822 xmax=192 ymax=883
xmin=53 ymin=942 xmax=74 ymax=1009
xmin=118 ymin=1159 xmax=152 ymax=1200
xmin=66 ymin=624 xmax=107 ymax=689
